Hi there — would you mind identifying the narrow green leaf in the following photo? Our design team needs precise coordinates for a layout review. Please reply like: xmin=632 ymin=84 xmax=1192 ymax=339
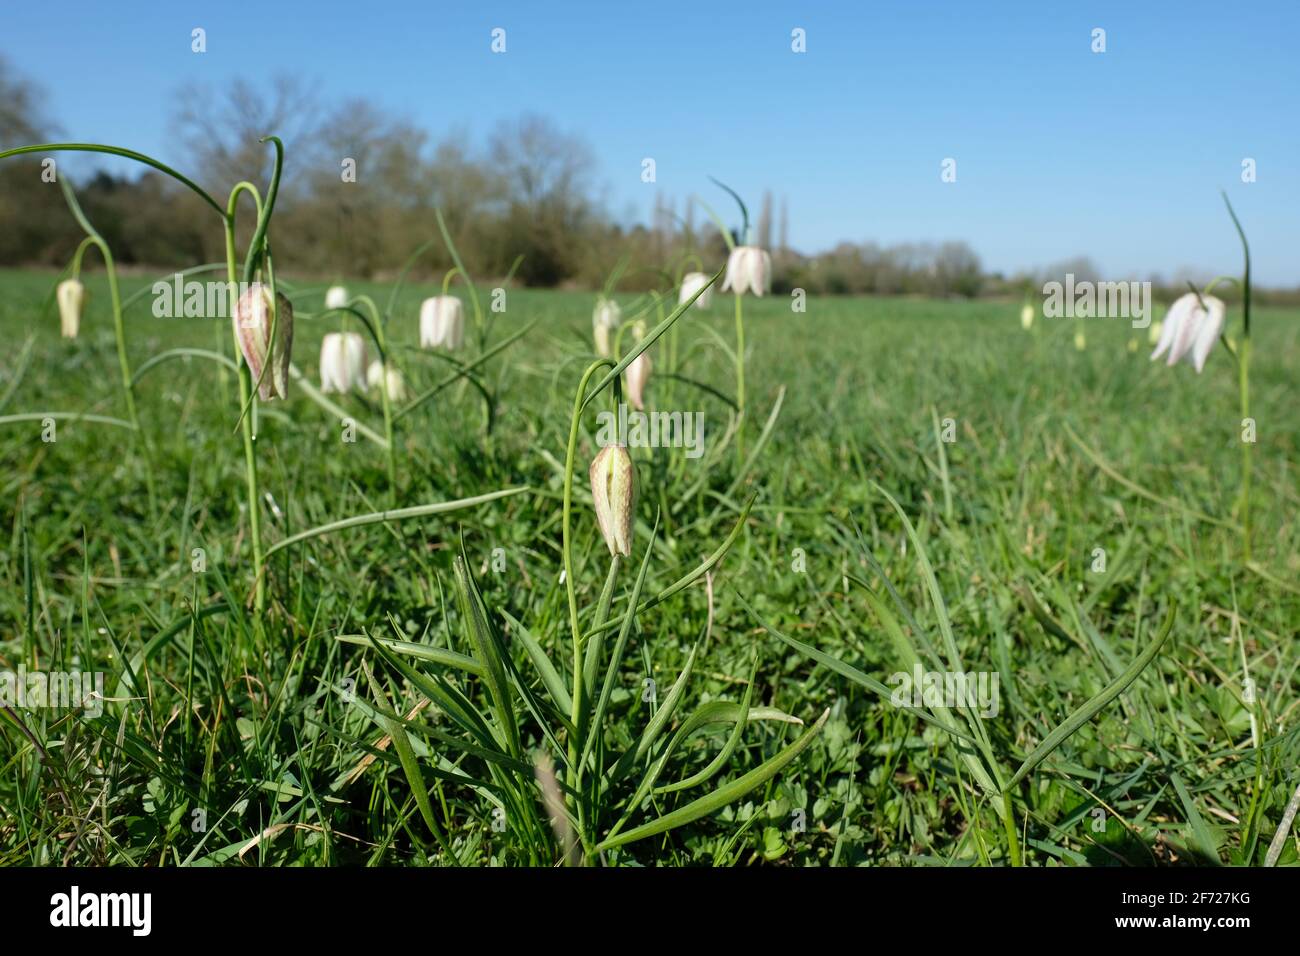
xmin=597 ymin=709 xmax=829 ymax=852
xmin=337 ymin=633 xmax=485 ymax=677
xmin=454 ymin=551 xmax=520 ymax=758
xmin=500 ymin=610 xmax=572 ymax=715
xmin=266 ymin=486 xmax=528 ymax=557
xmin=1005 ymin=606 xmax=1176 ymax=789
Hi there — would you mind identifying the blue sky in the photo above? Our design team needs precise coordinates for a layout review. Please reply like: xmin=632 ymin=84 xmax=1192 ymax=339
xmin=4 ymin=0 xmax=1298 ymax=283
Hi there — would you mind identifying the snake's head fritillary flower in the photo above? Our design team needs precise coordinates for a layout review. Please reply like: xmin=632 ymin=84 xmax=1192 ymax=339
xmin=233 ymin=282 xmax=294 ymax=401
xmin=1020 ymin=303 xmax=1034 ymax=330
xmin=721 ymin=246 xmax=771 ymax=297
xmin=624 ymin=321 xmax=651 ymax=411
xmin=1074 ymin=330 xmax=1086 ymax=351
xmin=679 ymin=272 xmax=714 ymax=310
xmin=320 ymin=332 xmax=367 ymax=393
xmin=367 ymin=359 xmax=409 ymax=403
xmin=589 ymin=444 xmax=636 ymax=557
xmin=1150 ymin=292 xmax=1225 ymax=373
xmin=592 ymin=298 xmax=621 ymax=356
xmin=324 ymin=285 xmax=349 ymax=311
xmin=57 ymin=279 xmax=86 ymax=339
xmin=419 ymin=296 xmax=464 ymax=350
xmin=593 ymin=297 xmax=622 ymax=329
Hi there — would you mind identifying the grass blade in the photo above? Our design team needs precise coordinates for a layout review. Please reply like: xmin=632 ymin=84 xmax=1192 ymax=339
xmin=1005 ymin=606 xmax=1176 ymax=790
xmin=597 ymin=709 xmax=829 ymax=852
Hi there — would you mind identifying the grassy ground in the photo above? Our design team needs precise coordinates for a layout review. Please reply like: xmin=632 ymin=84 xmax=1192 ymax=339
xmin=2 ymin=266 xmax=1298 ymax=866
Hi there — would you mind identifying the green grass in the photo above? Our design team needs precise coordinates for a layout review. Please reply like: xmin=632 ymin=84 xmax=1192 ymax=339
xmin=2 ymin=265 xmax=1298 ymax=866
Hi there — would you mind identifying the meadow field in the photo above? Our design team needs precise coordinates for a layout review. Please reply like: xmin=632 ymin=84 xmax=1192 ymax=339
xmin=2 ymin=266 xmax=1297 ymax=866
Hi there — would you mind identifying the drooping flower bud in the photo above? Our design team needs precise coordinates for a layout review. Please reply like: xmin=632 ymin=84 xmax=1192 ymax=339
xmin=57 ymin=279 xmax=86 ymax=339
xmin=1150 ymin=292 xmax=1225 ymax=373
xmin=1020 ymin=303 xmax=1034 ymax=330
xmin=232 ymin=282 xmax=294 ymax=401
xmin=593 ymin=297 xmax=621 ymax=357
xmin=367 ymin=359 xmax=409 ymax=402
xmin=420 ymin=296 xmax=464 ymax=350
xmin=589 ymin=444 xmax=636 ymax=557
xmin=679 ymin=271 xmax=713 ymax=310
xmin=1074 ymin=330 xmax=1086 ymax=351
xmin=324 ymin=285 xmax=349 ymax=311
xmin=624 ymin=320 xmax=651 ymax=411
xmin=320 ymin=332 xmax=367 ymax=393
xmin=721 ymin=246 xmax=771 ymax=297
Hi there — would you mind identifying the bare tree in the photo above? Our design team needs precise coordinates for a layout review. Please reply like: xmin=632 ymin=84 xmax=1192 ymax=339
xmin=778 ymin=195 xmax=788 ymax=256
xmin=173 ymin=75 xmax=322 ymax=196
xmin=0 ymin=55 xmax=50 ymax=147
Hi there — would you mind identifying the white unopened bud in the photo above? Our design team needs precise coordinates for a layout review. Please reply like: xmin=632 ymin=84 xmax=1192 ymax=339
xmin=57 ymin=279 xmax=86 ymax=338
xmin=589 ymin=445 xmax=636 ymax=557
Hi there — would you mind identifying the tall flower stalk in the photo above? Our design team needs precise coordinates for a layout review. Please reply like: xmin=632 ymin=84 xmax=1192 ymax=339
xmin=328 ymin=292 xmax=399 ymax=496
xmin=1222 ymin=194 xmax=1253 ymax=559
xmin=223 ymin=138 xmax=286 ymax=615
xmin=1151 ymin=194 xmax=1255 ymax=559
xmin=707 ymin=178 xmax=770 ymax=463
xmin=2 ymin=138 xmax=289 ymax=614
xmin=58 ymin=178 xmax=156 ymax=512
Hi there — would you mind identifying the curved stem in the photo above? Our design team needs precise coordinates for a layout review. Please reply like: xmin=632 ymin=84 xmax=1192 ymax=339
xmin=1 ymin=143 xmax=225 ymax=218
xmin=434 ymin=209 xmax=484 ymax=349
xmin=675 ymin=252 xmax=705 ymax=284
xmin=1222 ymin=193 xmax=1251 ymax=338
xmin=63 ymin=186 xmax=156 ymax=513
xmin=242 ymin=137 xmax=284 ymax=286
xmin=383 ymin=236 xmax=439 ymax=322
xmin=440 ymin=266 xmax=463 ymax=296
xmin=1223 ymin=192 xmax=1253 ymax=559
xmin=350 ymin=296 xmax=399 ymax=496
xmin=225 ymin=183 xmax=266 ymax=614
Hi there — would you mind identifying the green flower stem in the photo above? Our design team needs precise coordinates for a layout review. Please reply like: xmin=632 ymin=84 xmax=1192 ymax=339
xmin=0 ymin=143 xmax=225 ymax=216
xmin=440 ymin=267 xmax=462 ymax=296
xmin=1223 ymin=192 xmax=1253 ymax=560
xmin=560 ymin=361 xmax=614 ymax=788
xmin=1239 ymin=337 xmax=1252 ymax=560
xmin=68 ymin=232 xmax=156 ymax=515
xmin=434 ymin=209 xmax=485 ymax=351
xmin=339 ymin=294 xmax=399 ymax=497
xmin=225 ymin=182 xmax=267 ymax=615
xmin=733 ymin=292 xmax=746 ymax=460
xmin=1000 ymin=789 xmax=1022 ymax=867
